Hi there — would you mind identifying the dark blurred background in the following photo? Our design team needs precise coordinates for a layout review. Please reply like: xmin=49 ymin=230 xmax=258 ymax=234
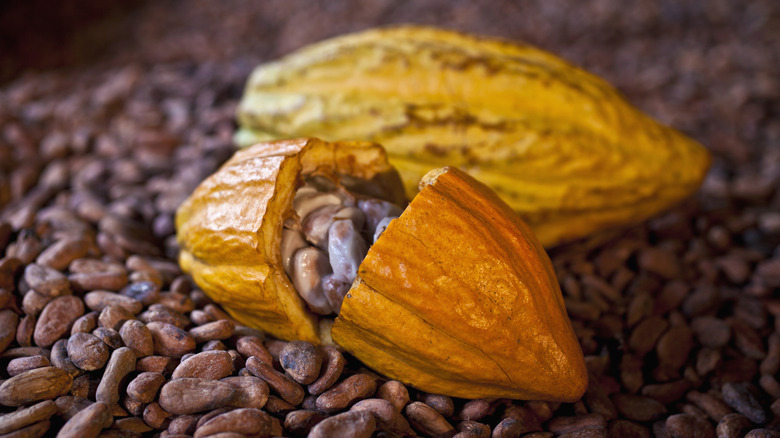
xmin=1 ymin=0 xmax=779 ymax=164
xmin=0 ymin=0 xmax=144 ymax=84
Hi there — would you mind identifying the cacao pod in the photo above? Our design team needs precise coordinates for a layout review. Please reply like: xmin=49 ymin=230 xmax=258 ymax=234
xmin=176 ymin=138 xmax=406 ymax=343
xmin=176 ymin=138 xmax=587 ymax=401
xmin=235 ymin=25 xmax=711 ymax=247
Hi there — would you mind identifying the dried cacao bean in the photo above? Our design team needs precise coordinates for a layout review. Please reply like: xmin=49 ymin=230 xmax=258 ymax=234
xmin=33 ymin=295 xmax=84 ymax=347
xmin=279 ymin=341 xmax=322 ymax=385
xmin=308 ymin=410 xmax=376 ymax=438
xmin=57 ymin=400 xmax=111 ymax=438
xmin=0 ymin=366 xmax=72 ymax=406
xmin=172 ymin=350 xmax=233 ymax=379
xmin=315 ymin=373 xmax=377 ymax=413
xmin=405 ymin=401 xmax=456 ymax=438
xmin=95 ymin=347 xmax=136 ymax=404
xmin=246 ymin=356 xmax=305 ymax=405
xmin=146 ymin=321 xmax=195 ymax=358
xmin=0 ymin=400 xmax=56 ymax=434
xmin=158 ymin=378 xmax=235 ymax=415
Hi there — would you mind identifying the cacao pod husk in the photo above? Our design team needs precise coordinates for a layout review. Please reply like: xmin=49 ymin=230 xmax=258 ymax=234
xmin=176 ymin=138 xmax=586 ymax=401
xmin=235 ymin=25 xmax=711 ymax=247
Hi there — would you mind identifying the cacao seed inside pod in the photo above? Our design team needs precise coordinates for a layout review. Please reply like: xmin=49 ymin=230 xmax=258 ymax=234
xmin=282 ymin=176 xmax=403 ymax=316
xmin=177 ymin=138 xmax=586 ymax=401
xmin=235 ymin=25 xmax=711 ymax=247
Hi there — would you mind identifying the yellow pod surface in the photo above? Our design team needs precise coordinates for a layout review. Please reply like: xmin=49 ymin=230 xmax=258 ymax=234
xmin=236 ymin=25 xmax=711 ymax=247
xmin=333 ymin=166 xmax=587 ymax=400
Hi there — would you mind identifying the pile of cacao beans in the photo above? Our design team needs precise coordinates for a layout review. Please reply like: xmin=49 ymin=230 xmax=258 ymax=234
xmin=1 ymin=1 xmax=779 ymax=437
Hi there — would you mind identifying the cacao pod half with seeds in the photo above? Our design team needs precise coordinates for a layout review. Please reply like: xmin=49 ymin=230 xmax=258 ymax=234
xmin=176 ymin=138 xmax=587 ymax=401
xmin=235 ymin=25 xmax=711 ymax=247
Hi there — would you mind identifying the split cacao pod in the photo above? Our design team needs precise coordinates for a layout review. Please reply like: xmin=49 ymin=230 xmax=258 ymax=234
xmin=176 ymin=138 xmax=587 ymax=401
xmin=176 ymin=138 xmax=406 ymax=343
xmin=235 ymin=25 xmax=711 ymax=247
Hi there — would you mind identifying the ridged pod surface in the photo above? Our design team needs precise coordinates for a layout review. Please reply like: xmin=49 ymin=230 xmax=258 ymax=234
xmin=175 ymin=138 xmax=406 ymax=343
xmin=333 ymin=166 xmax=587 ymax=400
xmin=236 ymin=25 xmax=711 ymax=247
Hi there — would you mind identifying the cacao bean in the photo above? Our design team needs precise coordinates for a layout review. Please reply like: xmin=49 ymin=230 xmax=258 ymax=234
xmin=246 ymin=356 xmax=304 ymax=405
xmin=15 ymin=314 xmax=35 ymax=347
xmin=166 ymin=414 xmax=200 ymax=436
xmin=308 ymin=410 xmax=376 ymax=438
xmin=193 ymin=408 xmax=276 ymax=438
xmin=189 ymin=309 xmax=213 ymax=326
xmin=279 ymin=340 xmax=322 ymax=385
xmin=126 ymin=372 xmax=166 ymax=404
xmin=112 ymin=416 xmax=153 ymax=434
xmin=0 ymin=309 xmax=19 ymax=352
xmin=35 ymin=236 xmax=90 ymax=271
xmin=95 ymin=347 xmax=136 ymax=404
xmin=716 ymin=413 xmax=751 ymax=438
xmin=172 ymin=350 xmax=233 ymax=379
xmin=118 ymin=319 xmax=153 ymax=358
xmin=70 ymin=311 xmax=98 ymax=335
xmin=146 ymin=321 xmax=195 ymax=358
xmin=456 ymin=421 xmax=491 ymax=438
xmin=284 ymin=409 xmax=327 ymax=437
xmin=188 ymin=319 xmax=234 ymax=343
xmin=119 ymin=281 xmax=160 ymax=306
xmin=33 ymin=295 xmax=84 ymax=347
xmin=664 ymin=413 xmax=715 ymax=438
xmin=22 ymin=291 xmax=52 ymax=317
xmin=142 ymin=401 xmax=171 ymax=430
xmin=84 ymin=291 xmax=142 ymax=315
xmin=421 ymin=393 xmax=455 ymax=418
xmin=0 ymin=366 xmax=72 ymax=406
xmin=1 ymin=420 xmax=51 ymax=438
xmin=221 ymin=375 xmax=269 ymax=409
xmin=685 ymin=390 xmax=733 ymax=422
xmin=0 ymin=400 xmax=56 ymax=434
xmin=158 ymin=378 xmax=235 ymax=415
xmin=92 ymin=327 xmax=123 ymax=349
xmin=68 ymin=259 xmax=127 ymax=292
xmin=351 ymin=398 xmax=414 ymax=435
xmin=50 ymin=339 xmax=80 ymax=377
xmin=235 ymin=336 xmax=273 ymax=365
xmin=67 ymin=332 xmax=109 ymax=371
xmin=611 ymin=393 xmax=667 ymax=422
xmin=721 ymin=382 xmax=767 ymax=424
xmin=316 ymin=373 xmax=377 ymax=413
xmin=56 ymin=400 xmax=111 ymax=438
xmin=548 ymin=413 xmax=607 ymax=434
xmin=98 ymin=305 xmax=135 ymax=331
xmin=156 ymin=292 xmax=194 ymax=314
xmin=405 ymin=401 xmax=455 ymax=438
xmin=135 ymin=355 xmax=173 ymax=374
xmin=307 ymin=344 xmax=345 ymax=396
xmin=138 ymin=304 xmax=190 ymax=329
xmin=24 ymin=263 xmax=70 ymax=297
xmin=458 ymin=399 xmax=493 ymax=422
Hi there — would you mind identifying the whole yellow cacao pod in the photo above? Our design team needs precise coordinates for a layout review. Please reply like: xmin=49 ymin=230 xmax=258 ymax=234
xmin=236 ymin=25 xmax=711 ymax=247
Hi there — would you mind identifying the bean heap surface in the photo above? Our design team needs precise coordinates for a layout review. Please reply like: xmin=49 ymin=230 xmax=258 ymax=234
xmin=1 ymin=1 xmax=779 ymax=436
